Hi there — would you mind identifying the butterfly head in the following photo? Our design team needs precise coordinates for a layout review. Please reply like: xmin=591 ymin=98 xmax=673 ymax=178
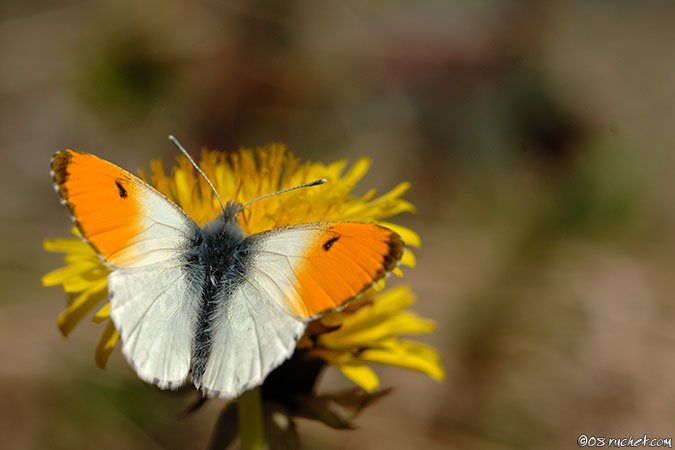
xmin=222 ymin=200 xmax=244 ymax=224
xmin=168 ymin=135 xmax=327 ymax=225
xmin=201 ymin=200 xmax=247 ymax=244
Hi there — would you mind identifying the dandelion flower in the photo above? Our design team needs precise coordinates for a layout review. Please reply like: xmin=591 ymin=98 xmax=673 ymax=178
xmin=44 ymin=144 xmax=443 ymax=444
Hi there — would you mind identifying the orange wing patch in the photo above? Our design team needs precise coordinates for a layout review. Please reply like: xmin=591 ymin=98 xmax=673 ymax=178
xmin=51 ymin=150 xmax=142 ymax=265
xmin=293 ymin=223 xmax=403 ymax=317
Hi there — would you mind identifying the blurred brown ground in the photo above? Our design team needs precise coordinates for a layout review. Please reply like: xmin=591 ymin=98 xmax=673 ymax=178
xmin=2 ymin=1 xmax=675 ymax=449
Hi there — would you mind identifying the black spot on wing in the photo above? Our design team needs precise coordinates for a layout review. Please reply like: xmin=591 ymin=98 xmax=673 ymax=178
xmin=115 ymin=179 xmax=128 ymax=198
xmin=322 ymin=235 xmax=340 ymax=251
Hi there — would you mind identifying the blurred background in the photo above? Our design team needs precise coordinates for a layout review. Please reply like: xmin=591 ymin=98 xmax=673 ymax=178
xmin=2 ymin=0 xmax=675 ymax=449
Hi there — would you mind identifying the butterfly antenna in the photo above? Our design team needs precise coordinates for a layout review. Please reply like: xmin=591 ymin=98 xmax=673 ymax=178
xmin=241 ymin=178 xmax=328 ymax=210
xmin=168 ymin=135 xmax=226 ymax=213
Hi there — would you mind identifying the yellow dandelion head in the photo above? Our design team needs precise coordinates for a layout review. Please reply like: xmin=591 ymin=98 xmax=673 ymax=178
xmin=44 ymin=144 xmax=428 ymax=383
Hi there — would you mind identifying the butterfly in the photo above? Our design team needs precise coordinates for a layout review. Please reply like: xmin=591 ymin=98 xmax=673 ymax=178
xmin=50 ymin=142 xmax=404 ymax=399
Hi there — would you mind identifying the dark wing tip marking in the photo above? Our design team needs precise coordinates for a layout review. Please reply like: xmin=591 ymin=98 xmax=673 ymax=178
xmin=371 ymin=227 xmax=404 ymax=282
xmin=354 ymin=227 xmax=405 ymax=295
xmin=382 ymin=231 xmax=404 ymax=272
xmin=49 ymin=150 xmax=103 ymax=261
xmin=51 ymin=150 xmax=72 ymax=187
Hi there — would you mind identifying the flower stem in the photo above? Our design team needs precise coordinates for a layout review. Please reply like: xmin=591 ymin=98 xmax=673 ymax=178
xmin=238 ymin=387 xmax=264 ymax=450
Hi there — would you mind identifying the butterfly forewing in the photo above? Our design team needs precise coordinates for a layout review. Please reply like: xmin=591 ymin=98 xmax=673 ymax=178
xmin=51 ymin=150 xmax=198 ymax=268
xmin=246 ymin=223 xmax=404 ymax=318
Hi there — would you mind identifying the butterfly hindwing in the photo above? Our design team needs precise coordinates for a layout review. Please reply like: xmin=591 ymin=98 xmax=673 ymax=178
xmin=193 ymin=279 xmax=306 ymax=398
xmin=108 ymin=263 xmax=202 ymax=388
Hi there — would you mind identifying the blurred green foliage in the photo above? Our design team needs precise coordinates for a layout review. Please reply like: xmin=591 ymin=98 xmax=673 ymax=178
xmin=75 ymin=33 xmax=172 ymax=121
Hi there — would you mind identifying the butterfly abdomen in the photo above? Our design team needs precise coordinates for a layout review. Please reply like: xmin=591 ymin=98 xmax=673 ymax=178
xmin=190 ymin=217 xmax=252 ymax=387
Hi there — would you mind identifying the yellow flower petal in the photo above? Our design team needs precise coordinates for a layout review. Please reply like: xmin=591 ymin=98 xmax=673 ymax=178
xmin=43 ymin=237 xmax=91 ymax=254
xmin=309 ymin=285 xmax=445 ymax=387
xmin=95 ymin=321 xmax=119 ymax=369
xmin=343 ymin=182 xmax=414 ymax=220
xmin=60 ymin=270 xmax=107 ymax=293
xmin=400 ymin=250 xmax=416 ymax=268
xmin=57 ymin=278 xmax=108 ymax=336
xmin=319 ymin=312 xmax=436 ymax=350
xmin=311 ymin=350 xmax=380 ymax=392
xmin=42 ymin=261 xmax=100 ymax=288
xmin=359 ymin=339 xmax=445 ymax=382
xmin=337 ymin=363 xmax=380 ymax=392
xmin=377 ymin=223 xmax=421 ymax=248
xmin=318 ymin=286 xmax=412 ymax=332
xmin=340 ymin=158 xmax=371 ymax=188
xmin=174 ymin=169 xmax=196 ymax=218
xmin=92 ymin=303 xmax=110 ymax=323
xmin=332 ymin=286 xmax=414 ymax=327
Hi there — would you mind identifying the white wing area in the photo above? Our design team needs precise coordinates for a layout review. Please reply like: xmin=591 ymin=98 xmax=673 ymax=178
xmin=244 ymin=226 xmax=320 ymax=316
xmin=196 ymin=277 xmax=306 ymax=398
xmin=108 ymin=261 xmax=202 ymax=389
xmin=110 ymin=181 xmax=198 ymax=268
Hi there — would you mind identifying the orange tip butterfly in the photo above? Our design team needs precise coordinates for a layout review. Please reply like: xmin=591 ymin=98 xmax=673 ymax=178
xmin=50 ymin=137 xmax=404 ymax=399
